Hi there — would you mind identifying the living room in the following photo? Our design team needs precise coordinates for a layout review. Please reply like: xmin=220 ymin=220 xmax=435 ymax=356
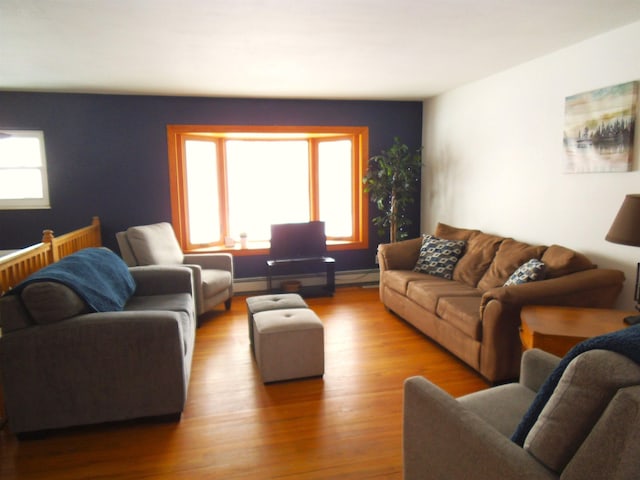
xmin=2 ymin=2 xmax=640 ymax=478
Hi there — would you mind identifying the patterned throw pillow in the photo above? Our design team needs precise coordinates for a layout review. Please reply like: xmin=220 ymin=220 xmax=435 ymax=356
xmin=504 ymin=258 xmax=546 ymax=286
xmin=413 ymin=234 xmax=466 ymax=280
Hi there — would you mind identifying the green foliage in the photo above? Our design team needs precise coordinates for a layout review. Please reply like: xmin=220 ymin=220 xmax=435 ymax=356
xmin=363 ymin=137 xmax=423 ymax=242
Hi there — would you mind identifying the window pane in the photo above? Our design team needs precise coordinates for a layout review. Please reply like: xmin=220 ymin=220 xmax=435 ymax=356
xmin=0 ymin=135 xmax=43 ymax=168
xmin=319 ymin=140 xmax=353 ymax=237
xmin=185 ymin=140 xmax=220 ymax=244
xmin=0 ymin=169 xmax=44 ymax=199
xmin=226 ymin=140 xmax=309 ymax=240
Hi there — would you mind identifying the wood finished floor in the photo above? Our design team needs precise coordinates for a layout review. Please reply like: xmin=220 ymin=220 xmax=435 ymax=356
xmin=0 ymin=286 xmax=489 ymax=479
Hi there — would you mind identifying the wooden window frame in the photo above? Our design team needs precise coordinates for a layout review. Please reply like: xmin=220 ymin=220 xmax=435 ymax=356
xmin=167 ymin=125 xmax=369 ymax=255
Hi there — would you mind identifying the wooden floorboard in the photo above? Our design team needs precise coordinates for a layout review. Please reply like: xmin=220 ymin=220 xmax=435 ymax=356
xmin=0 ymin=286 xmax=489 ymax=479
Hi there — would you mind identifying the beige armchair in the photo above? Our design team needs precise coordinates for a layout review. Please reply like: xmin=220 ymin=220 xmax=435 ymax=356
xmin=403 ymin=347 xmax=640 ymax=479
xmin=116 ymin=222 xmax=233 ymax=316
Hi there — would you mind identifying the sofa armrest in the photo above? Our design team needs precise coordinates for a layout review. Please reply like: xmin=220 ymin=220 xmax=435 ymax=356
xmin=129 ymin=266 xmax=193 ymax=296
xmin=403 ymin=376 xmax=556 ymax=480
xmin=0 ymin=311 xmax=189 ymax=433
xmin=520 ymin=349 xmax=561 ymax=392
xmin=477 ymin=268 xmax=623 ymax=382
xmin=377 ymin=237 xmax=423 ymax=272
xmin=481 ymin=268 xmax=625 ymax=311
xmin=183 ymin=253 xmax=234 ymax=274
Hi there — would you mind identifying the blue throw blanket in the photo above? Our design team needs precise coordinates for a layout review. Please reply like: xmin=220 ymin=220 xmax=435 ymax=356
xmin=511 ymin=323 xmax=640 ymax=445
xmin=12 ymin=247 xmax=136 ymax=312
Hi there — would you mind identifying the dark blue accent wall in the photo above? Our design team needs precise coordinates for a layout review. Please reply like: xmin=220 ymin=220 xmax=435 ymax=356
xmin=0 ymin=92 xmax=422 ymax=278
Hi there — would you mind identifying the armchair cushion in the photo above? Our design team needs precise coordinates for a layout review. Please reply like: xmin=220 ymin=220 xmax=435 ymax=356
xmin=126 ymin=222 xmax=184 ymax=265
xmin=201 ymin=269 xmax=233 ymax=297
xmin=513 ymin=325 xmax=640 ymax=447
xmin=562 ymin=385 xmax=640 ymax=480
xmin=524 ymin=350 xmax=640 ymax=473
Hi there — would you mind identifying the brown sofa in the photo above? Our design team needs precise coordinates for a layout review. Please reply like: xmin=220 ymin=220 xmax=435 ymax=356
xmin=377 ymin=223 xmax=625 ymax=383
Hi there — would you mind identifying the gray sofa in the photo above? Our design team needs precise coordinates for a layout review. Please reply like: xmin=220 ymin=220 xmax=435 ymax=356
xmin=0 ymin=249 xmax=196 ymax=436
xmin=404 ymin=348 xmax=640 ymax=479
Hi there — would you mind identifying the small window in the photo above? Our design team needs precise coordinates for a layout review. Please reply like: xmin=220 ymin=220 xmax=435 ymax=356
xmin=0 ymin=130 xmax=50 ymax=209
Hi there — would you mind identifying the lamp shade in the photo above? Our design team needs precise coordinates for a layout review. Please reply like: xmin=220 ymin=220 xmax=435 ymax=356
xmin=606 ymin=194 xmax=640 ymax=247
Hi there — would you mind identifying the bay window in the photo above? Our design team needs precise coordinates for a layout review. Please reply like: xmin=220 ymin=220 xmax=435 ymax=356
xmin=167 ymin=125 xmax=369 ymax=253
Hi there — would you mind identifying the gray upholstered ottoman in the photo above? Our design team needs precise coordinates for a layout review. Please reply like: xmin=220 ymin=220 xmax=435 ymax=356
xmin=246 ymin=293 xmax=308 ymax=350
xmin=253 ymin=308 xmax=324 ymax=383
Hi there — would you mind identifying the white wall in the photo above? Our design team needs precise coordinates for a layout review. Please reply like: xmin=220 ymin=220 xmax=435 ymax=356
xmin=423 ymin=21 xmax=640 ymax=310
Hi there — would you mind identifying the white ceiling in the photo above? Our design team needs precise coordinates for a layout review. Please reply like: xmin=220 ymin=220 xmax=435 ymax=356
xmin=2 ymin=0 xmax=640 ymax=100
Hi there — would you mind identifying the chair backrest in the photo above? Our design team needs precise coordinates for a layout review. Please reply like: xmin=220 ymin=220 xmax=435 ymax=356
xmin=562 ymin=385 xmax=640 ymax=480
xmin=118 ymin=223 xmax=184 ymax=266
xmin=522 ymin=349 xmax=640 ymax=477
xmin=115 ymin=231 xmax=137 ymax=267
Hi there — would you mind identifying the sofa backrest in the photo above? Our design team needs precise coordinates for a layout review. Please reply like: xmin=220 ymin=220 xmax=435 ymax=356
xmin=0 ymin=294 xmax=32 ymax=333
xmin=561 ymin=384 xmax=640 ymax=480
xmin=476 ymin=239 xmax=547 ymax=291
xmin=434 ymin=223 xmax=596 ymax=290
xmin=540 ymin=245 xmax=595 ymax=278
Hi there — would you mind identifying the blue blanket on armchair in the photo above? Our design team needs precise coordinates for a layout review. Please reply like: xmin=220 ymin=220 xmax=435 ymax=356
xmin=12 ymin=247 xmax=136 ymax=312
xmin=511 ymin=323 xmax=640 ymax=445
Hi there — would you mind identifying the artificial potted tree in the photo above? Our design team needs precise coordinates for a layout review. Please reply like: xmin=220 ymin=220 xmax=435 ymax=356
xmin=363 ymin=137 xmax=423 ymax=243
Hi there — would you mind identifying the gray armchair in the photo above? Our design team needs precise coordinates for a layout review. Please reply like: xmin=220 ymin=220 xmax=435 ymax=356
xmin=116 ymin=222 xmax=233 ymax=316
xmin=403 ymin=348 xmax=640 ymax=479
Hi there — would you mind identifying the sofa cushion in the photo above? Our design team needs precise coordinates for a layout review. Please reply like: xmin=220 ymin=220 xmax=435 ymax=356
xmin=434 ymin=222 xmax=478 ymax=241
xmin=524 ymin=350 xmax=640 ymax=473
xmin=407 ymin=281 xmax=481 ymax=315
xmin=477 ymin=239 xmax=547 ymax=291
xmin=20 ymin=281 xmax=89 ymax=325
xmin=414 ymin=235 xmax=466 ymax=280
xmin=126 ymin=222 xmax=184 ymax=265
xmin=541 ymin=244 xmax=595 ymax=278
xmin=452 ymin=231 xmax=505 ymax=287
xmin=504 ymin=259 xmax=546 ymax=286
xmin=378 ymin=237 xmax=423 ymax=270
xmin=383 ymin=270 xmax=449 ymax=295
xmin=125 ymin=293 xmax=193 ymax=315
xmin=436 ymin=295 xmax=483 ymax=339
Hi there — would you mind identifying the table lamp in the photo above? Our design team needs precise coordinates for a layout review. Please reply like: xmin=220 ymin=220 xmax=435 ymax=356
xmin=605 ymin=193 xmax=640 ymax=324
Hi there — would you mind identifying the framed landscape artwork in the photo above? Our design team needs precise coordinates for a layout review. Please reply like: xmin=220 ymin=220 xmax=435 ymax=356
xmin=563 ymin=81 xmax=638 ymax=173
